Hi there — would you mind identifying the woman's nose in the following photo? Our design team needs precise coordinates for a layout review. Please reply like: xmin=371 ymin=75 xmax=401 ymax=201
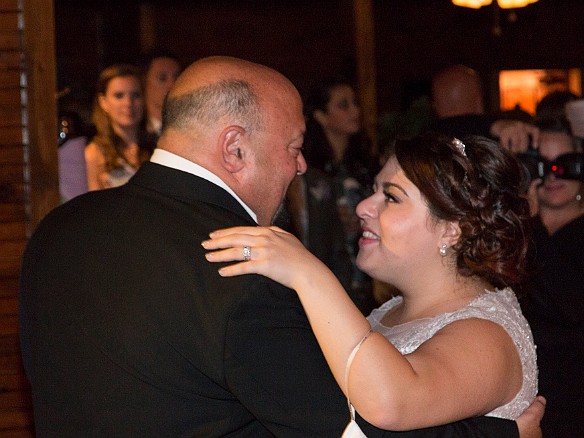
xmin=356 ymin=194 xmax=376 ymax=220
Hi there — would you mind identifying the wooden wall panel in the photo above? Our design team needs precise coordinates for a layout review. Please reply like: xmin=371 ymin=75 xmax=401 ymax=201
xmin=0 ymin=89 xmax=21 ymax=106
xmin=0 ymin=0 xmax=58 ymax=435
xmin=0 ymin=110 xmax=22 ymax=129
xmin=0 ymin=0 xmax=19 ymax=11
xmin=22 ymin=0 xmax=60 ymax=232
xmin=0 ymin=32 xmax=19 ymax=50
xmin=0 ymin=223 xmax=26 ymax=241
xmin=0 ymin=128 xmax=22 ymax=145
xmin=0 ymin=12 xmax=18 ymax=31
xmin=0 ymin=146 xmax=24 ymax=164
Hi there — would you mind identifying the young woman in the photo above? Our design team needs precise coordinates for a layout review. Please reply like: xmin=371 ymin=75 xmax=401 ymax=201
xmin=85 ymin=64 xmax=155 ymax=190
xmin=203 ymin=133 xmax=538 ymax=432
xmin=303 ymin=77 xmax=379 ymax=312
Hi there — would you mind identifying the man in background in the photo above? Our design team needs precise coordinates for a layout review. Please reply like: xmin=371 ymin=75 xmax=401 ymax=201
xmin=431 ymin=64 xmax=539 ymax=152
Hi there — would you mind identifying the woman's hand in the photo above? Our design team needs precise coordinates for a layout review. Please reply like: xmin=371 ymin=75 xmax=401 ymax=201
xmin=202 ymin=226 xmax=328 ymax=290
xmin=516 ymin=396 xmax=546 ymax=438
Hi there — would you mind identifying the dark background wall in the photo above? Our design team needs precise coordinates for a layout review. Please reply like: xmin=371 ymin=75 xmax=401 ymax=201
xmin=374 ymin=1 xmax=582 ymax=113
xmin=54 ymin=0 xmax=584 ymax=122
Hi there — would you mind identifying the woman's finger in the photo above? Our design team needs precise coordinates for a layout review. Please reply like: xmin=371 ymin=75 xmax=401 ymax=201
xmin=205 ymin=247 xmax=248 ymax=263
xmin=206 ymin=245 xmax=268 ymax=264
xmin=218 ymin=261 xmax=259 ymax=277
xmin=209 ymin=226 xmax=269 ymax=239
xmin=202 ymin=233 xmax=260 ymax=250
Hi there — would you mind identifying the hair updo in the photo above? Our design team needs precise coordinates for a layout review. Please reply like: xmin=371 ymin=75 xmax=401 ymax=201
xmin=394 ymin=133 xmax=530 ymax=288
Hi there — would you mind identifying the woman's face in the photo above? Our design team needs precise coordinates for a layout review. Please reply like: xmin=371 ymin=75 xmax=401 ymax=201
xmin=537 ymin=131 xmax=582 ymax=209
xmin=316 ymin=84 xmax=361 ymax=136
xmin=355 ymin=157 xmax=443 ymax=285
xmin=145 ymin=57 xmax=181 ymax=111
xmin=99 ymin=75 xmax=144 ymax=130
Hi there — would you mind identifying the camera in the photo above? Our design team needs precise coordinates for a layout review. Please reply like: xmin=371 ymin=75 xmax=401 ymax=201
xmin=517 ymin=149 xmax=584 ymax=182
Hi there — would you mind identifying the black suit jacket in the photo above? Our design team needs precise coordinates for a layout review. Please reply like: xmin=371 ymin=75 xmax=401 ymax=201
xmin=20 ymin=161 xmax=519 ymax=437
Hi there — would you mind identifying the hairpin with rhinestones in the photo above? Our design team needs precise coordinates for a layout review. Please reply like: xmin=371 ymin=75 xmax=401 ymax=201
xmin=452 ymin=138 xmax=467 ymax=157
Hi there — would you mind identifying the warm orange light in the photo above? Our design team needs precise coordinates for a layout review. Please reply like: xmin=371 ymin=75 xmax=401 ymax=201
xmin=452 ymin=0 xmax=492 ymax=8
xmin=452 ymin=0 xmax=538 ymax=8
xmin=499 ymin=69 xmax=582 ymax=115
xmin=497 ymin=0 xmax=538 ymax=8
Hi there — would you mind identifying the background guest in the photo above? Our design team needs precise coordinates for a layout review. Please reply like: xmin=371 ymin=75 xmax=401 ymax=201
xmin=518 ymin=123 xmax=584 ymax=438
xmin=85 ymin=63 xmax=156 ymax=191
xmin=57 ymin=110 xmax=88 ymax=202
xmin=138 ymin=49 xmax=182 ymax=137
xmin=429 ymin=64 xmax=539 ymax=152
xmin=565 ymin=97 xmax=584 ymax=140
xmin=534 ymin=90 xmax=578 ymax=128
xmin=302 ymin=76 xmax=379 ymax=314
xmin=276 ymin=166 xmax=353 ymax=294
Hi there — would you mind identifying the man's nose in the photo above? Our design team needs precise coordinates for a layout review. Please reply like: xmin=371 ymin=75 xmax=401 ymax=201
xmin=296 ymin=152 xmax=307 ymax=175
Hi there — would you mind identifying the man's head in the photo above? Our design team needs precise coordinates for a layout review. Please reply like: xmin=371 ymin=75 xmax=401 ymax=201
xmin=158 ymin=56 xmax=306 ymax=226
xmin=431 ymin=65 xmax=485 ymax=119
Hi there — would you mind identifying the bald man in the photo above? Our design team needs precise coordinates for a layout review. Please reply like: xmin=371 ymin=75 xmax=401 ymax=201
xmin=20 ymin=57 xmax=543 ymax=436
xmin=430 ymin=64 xmax=539 ymax=152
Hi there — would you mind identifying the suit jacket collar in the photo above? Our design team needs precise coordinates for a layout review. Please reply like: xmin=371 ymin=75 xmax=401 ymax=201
xmin=128 ymin=161 xmax=256 ymax=225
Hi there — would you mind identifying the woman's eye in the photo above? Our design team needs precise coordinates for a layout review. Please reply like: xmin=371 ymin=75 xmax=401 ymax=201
xmin=338 ymin=100 xmax=350 ymax=110
xmin=383 ymin=191 xmax=398 ymax=203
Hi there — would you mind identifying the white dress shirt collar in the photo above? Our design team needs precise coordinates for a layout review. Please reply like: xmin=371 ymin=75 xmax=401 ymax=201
xmin=149 ymin=148 xmax=258 ymax=223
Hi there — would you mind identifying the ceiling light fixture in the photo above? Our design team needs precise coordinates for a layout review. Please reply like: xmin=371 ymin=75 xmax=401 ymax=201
xmin=452 ymin=0 xmax=538 ymax=9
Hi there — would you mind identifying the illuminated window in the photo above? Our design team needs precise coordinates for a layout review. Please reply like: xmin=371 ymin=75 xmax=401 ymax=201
xmin=499 ymin=69 xmax=581 ymax=115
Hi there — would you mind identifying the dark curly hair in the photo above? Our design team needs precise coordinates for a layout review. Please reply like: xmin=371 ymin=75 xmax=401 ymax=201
xmin=394 ymin=133 xmax=530 ymax=288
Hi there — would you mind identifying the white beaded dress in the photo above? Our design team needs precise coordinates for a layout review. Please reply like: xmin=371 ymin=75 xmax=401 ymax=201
xmin=366 ymin=287 xmax=538 ymax=419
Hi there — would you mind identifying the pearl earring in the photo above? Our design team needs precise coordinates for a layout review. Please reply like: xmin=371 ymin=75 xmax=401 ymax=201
xmin=439 ymin=244 xmax=448 ymax=257
xmin=577 ymin=194 xmax=582 ymax=202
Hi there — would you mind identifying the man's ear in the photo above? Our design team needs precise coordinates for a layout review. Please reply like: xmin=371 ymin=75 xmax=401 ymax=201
xmin=220 ymin=125 xmax=246 ymax=173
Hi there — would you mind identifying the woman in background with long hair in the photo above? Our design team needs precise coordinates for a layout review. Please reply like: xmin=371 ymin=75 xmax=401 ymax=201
xmin=85 ymin=63 xmax=155 ymax=190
